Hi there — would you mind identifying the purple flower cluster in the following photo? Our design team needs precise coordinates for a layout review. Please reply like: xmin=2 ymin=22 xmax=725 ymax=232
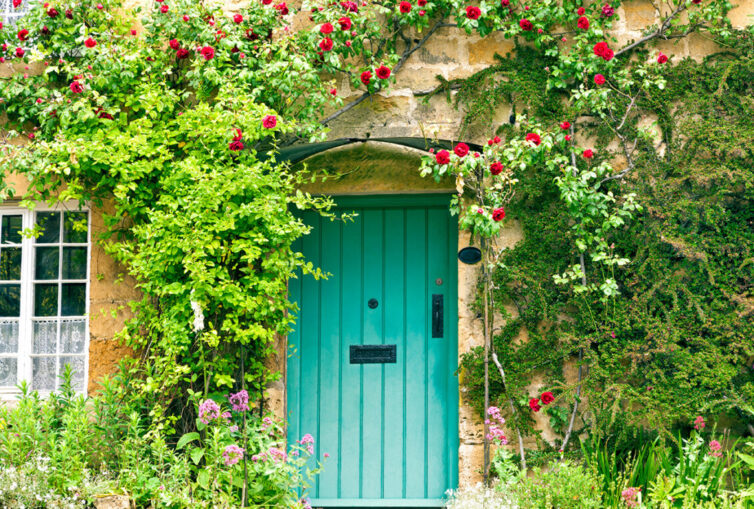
xmin=229 ymin=389 xmax=250 ymax=412
xmin=223 ymin=444 xmax=245 ymax=466
xmin=485 ymin=406 xmax=508 ymax=445
xmin=198 ymin=399 xmax=221 ymax=424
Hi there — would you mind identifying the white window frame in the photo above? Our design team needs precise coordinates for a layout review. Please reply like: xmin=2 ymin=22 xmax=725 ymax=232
xmin=0 ymin=201 xmax=91 ymax=400
xmin=1 ymin=0 xmax=32 ymax=30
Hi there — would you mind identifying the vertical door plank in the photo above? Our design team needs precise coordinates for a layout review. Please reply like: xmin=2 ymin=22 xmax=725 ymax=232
xmin=287 ymin=225 xmax=304 ymax=452
xmin=298 ymin=211 xmax=322 ymax=476
xmin=382 ymin=207 xmax=406 ymax=499
xmin=426 ymin=207 xmax=450 ymax=498
xmin=338 ymin=211 xmax=363 ymax=498
xmin=360 ymin=208 xmax=384 ymax=499
xmin=404 ymin=207 xmax=428 ymax=499
xmin=316 ymin=216 xmax=342 ymax=498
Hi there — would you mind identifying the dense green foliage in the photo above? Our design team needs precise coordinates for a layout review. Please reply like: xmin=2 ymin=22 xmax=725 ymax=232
xmin=456 ymin=27 xmax=754 ymax=447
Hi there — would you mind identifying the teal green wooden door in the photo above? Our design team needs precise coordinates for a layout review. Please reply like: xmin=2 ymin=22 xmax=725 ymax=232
xmin=287 ymin=194 xmax=459 ymax=508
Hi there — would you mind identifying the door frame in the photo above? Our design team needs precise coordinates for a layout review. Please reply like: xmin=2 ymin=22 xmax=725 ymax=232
xmin=286 ymin=193 xmax=459 ymax=507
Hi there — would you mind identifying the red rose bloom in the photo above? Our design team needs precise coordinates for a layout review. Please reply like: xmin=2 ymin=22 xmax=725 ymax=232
xmin=12 ymin=0 xmax=21 ymax=7
xmin=466 ymin=6 xmax=481 ymax=19
xmin=360 ymin=70 xmax=372 ymax=85
xmin=84 ymin=37 xmax=96 ymax=48
xmin=577 ymin=6 xmax=585 ymax=15
xmin=560 ymin=121 xmax=571 ymax=130
xmin=69 ymin=80 xmax=84 ymax=93
xmin=594 ymin=73 xmax=605 ymax=85
xmin=490 ymin=162 xmax=503 ymax=175
xmin=274 ymin=2 xmax=288 ymax=14
xmin=233 ymin=13 xmax=243 ymax=23
xmin=229 ymin=140 xmax=244 ymax=151
xmin=601 ymin=3 xmax=614 ymax=17
xmin=160 ymin=3 xmax=169 ymax=13
xmin=375 ymin=65 xmax=391 ymax=79
xmin=493 ymin=136 xmax=501 ymax=143
xmin=418 ymin=0 xmax=426 ymax=5
xmin=582 ymin=149 xmax=593 ymax=159
xmin=262 ymin=115 xmax=277 ymax=129
xmin=577 ymin=16 xmax=589 ymax=29
xmin=40 ymin=25 xmax=50 ymax=35
xmin=176 ymin=48 xmax=189 ymax=59
xmin=200 ymin=46 xmax=215 ymax=60
xmin=319 ymin=37 xmax=333 ymax=51
xmin=15 ymin=47 xmax=24 ymax=58
xmin=540 ymin=391 xmax=555 ymax=405
xmin=340 ymin=0 xmax=358 ymax=12
xmin=399 ymin=1 xmax=411 ymax=13
xmin=338 ymin=16 xmax=352 ymax=30
xmin=501 ymin=0 xmax=509 ymax=6
xmin=47 ymin=7 xmax=58 ymax=17
xmin=492 ymin=207 xmax=505 ymax=221
xmin=692 ymin=0 xmax=701 ymax=3
xmin=183 ymin=14 xmax=189 ymax=21
xmin=169 ymin=38 xmax=180 ymax=50
xmin=529 ymin=397 xmax=542 ymax=412
xmin=454 ymin=142 xmax=469 ymax=157
xmin=65 ymin=8 xmax=72 ymax=18
xmin=657 ymin=52 xmax=668 ymax=64
xmin=593 ymin=41 xmax=609 ymax=57
xmin=17 ymin=29 xmax=29 ymax=41
xmin=518 ymin=18 xmax=533 ymax=31
xmin=435 ymin=149 xmax=450 ymax=165
xmin=320 ymin=22 xmax=334 ymax=34
xmin=525 ymin=132 xmax=541 ymax=146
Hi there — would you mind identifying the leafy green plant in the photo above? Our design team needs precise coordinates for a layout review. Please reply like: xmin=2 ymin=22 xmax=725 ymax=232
xmin=508 ymin=460 xmax=603 ymax=509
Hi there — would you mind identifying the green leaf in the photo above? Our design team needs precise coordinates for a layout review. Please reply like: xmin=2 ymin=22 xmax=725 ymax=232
xmin=176 ymin=431 xmax=200 ymax=450
xmin=190 ymin=446 xmax=205 ymax=465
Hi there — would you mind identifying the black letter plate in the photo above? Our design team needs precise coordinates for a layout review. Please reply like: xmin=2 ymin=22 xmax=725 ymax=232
xmin=349 ymin=344 xmax=397 ymax=364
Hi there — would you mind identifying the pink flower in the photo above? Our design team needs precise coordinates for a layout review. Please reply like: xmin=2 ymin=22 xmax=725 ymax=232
xmin=229 ymin=389 xmax=250 ymax=412
xmin=262 ymin=114 xmax=277 ymax=129
xmin=223 ymin=444 xmax=245 ymax=466
xmin=601 ymin=3 xmax=614 ymax=17
xmin=621 ymin=487 xmax=641 ymax=508
xmin=198 ymin=399 xmax=221 ymax=424
xmin=694 ymin=415 xmax=706 ymax=430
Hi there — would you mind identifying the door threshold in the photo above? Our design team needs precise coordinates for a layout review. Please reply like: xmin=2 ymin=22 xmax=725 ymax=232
xmin=311 ymin=498 xmax=445 ymax=508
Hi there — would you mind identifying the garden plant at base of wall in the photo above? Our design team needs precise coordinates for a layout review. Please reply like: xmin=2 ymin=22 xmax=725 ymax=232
xmin=0 ymin=0 xmax=752 ymax=502
xmin=0 ymin=370 xmax=322 ymax=507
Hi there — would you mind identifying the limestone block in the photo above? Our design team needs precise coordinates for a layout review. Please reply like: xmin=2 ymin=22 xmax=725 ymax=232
xmin=265 ymin=379 xmax=286 ymax=420
xmin=728 ymin=2 xmax=754 ymax=28
xmin=87 ymin=338 xmax=135 ymax=394
xmin=621 ymin=0 xmax=657 ymax=31
xmin=459 ymin=403 xmax=484 ymax=443
xmin=396 ymin=64 xmax=449 ymax=91
xmin=458 ymin=443 xmax=484 ymax=486
xmin=467 ymin=33 xmax=515 ymax=66
xmin=685 ymin=33 xmax=722 ymax=61
xmin=94 ymin=495 xmax=131 ymax=509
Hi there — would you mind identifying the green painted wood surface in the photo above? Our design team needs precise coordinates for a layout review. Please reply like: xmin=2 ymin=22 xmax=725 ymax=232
xmin=287 ymin=195 xmax=459 ymax=507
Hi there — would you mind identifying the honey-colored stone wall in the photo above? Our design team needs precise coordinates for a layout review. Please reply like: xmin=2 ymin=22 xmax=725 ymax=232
xmin=2 ymin=0 xmax=753 ymax=488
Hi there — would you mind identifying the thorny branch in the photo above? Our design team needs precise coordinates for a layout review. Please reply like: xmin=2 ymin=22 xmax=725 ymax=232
xmin=615 ymin=2 xmax=691 ymax=57
xmin=319 ymin=20 xmax=446 ymax=125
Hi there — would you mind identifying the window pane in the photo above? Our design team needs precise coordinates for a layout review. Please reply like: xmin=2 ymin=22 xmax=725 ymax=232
xmin=33 ymin=320 xmax=58 ymax=354
xmin=1 ymin=215 xmax=22 ymax=244
xmin=34 ymin=283 xmax=58 ymax=317
xmin=36 ymin=212 xmax=60 ymax=243
xmin=63 ymin=212 xmax=88 ymax=243
xmin=0 ymin=357 xmax=17 ymax=387
xmin=0 ymin=320 xmax=19 ymax=354
xmin=0 ymin=248 xmax=22 ymax=280
xmin=35 ymin=247 xmax=60 ymax=280
xmin=61 ymin=284 xmax=86 ymax=316
xmin=61 ymin=319 xmax=86 ymax=354
xmin=62 ymin=247 xmax=87 ymax=279
xmin=58 ymin=356 xmax=85 ymax=391
xmin=0 ymin=284 xmax=21 ymax=317
xmin=32 ymin=357 xmax=56 ymax=392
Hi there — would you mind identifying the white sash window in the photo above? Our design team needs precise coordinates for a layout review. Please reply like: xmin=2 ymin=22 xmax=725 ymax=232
xmin=0 ymin=205 xmax=90 ymax=398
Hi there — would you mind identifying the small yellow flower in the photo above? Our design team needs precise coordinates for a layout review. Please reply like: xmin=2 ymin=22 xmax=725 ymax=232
xmin=0 ymin=418 xmax=6 ymax=430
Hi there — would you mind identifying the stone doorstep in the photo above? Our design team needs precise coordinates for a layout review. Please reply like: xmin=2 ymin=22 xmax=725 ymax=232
xmin=93 ymin=494 xmax=131 ymax=509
